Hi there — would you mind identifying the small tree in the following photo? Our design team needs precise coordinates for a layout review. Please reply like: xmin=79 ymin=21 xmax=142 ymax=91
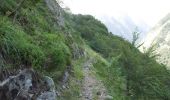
xmin=131 ymin=29 xmax=144 ymax=49
xmin=132 ymin=30 xmax=140 ymax=46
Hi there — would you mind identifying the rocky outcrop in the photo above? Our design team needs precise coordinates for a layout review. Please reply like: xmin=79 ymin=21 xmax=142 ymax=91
xmin=141 ymin=13 xmax=170 ymax=68
xmin=44 ymin=0 xmax=65 ymax=27
xmin=0 ymin=69 xmax=56 ymax=100
xmin=71 ymin=43 xmax=85 ymax=59
xmin=44 ymin=0 xmax=85 ymax=59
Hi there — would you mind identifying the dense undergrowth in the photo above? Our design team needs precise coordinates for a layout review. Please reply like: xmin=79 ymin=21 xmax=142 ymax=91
xmin=1 ymin=0 xmax=170 ymax=100
xmin=0 ymin=0 xmax=72 ymax=82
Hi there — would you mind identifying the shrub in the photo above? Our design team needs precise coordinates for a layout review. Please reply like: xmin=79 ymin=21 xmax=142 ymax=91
xmin=0 ymin=16 xmax=45 ymax=68
xmin=47 ymin=42 xmax=71 ymax=70
xmin=34 ymin=33 xmax=71 ymax=71
xmin=0 ymin=0 xmax=17 ymax=14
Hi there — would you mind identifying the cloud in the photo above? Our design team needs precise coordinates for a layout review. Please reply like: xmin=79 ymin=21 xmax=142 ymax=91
xmin=62 ymin=0 xmax=170 ymax=26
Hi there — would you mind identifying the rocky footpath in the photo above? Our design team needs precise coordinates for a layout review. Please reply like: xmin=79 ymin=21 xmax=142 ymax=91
xmin=81 ymin=59 xmax=113 ymax=100
xmin=0 ymin=69 xmax=56 ymax=100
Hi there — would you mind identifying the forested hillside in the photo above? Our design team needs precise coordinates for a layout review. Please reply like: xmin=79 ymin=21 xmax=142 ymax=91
xmin=0 ymin=0 xmax=170 ymax=100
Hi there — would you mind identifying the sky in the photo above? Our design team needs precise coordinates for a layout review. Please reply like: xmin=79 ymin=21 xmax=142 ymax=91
xmin=62 ymin=0 xmax=170 ymax=27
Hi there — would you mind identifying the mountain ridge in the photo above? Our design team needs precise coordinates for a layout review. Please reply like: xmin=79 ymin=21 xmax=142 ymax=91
xmin=142 ymin=13 xmax=170 ymax=68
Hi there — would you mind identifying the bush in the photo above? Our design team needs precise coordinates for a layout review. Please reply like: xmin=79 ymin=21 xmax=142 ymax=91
xmin=0 ymin=0 xmax=17 ymax=14
xmin=0 ymin=16 xmax=45 ymax=68
xmin=34 ymin=33 xmax=71 ymax=71
xmin=47 ymin=42 xmax=71 ymax=70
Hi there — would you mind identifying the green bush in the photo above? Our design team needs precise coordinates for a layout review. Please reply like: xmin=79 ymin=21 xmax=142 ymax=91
xmin=0 ymin=0 xmax=17 ymax=14
xmin=33 ymin=33 xmax=71 ymax=71
xmin=20 ymin=6 xmax=53 ymax=34
xmin=0 ymin=16 xmax=45 ymax=68
xmin=47 ymin=42 xmax=71 ymax=70
xmin=0 ymin=0 xmax=41 ymax=15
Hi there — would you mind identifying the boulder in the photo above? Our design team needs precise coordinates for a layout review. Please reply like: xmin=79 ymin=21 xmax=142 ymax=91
xmin=0 ymin=69 xmax=57 ymax=100
xmin=104 ymin=95 xmax=113 ymax=100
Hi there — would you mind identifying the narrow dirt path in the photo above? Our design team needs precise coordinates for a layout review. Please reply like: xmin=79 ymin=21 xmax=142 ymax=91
xmin=81 ymin=59 xmax=108 ymax=100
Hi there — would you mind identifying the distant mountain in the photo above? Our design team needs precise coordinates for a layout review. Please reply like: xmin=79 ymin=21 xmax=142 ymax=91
xmin=142 ymin=13 xmax=170 ymax=68
xmin=97 ymin=15 xmax=150 ymax=41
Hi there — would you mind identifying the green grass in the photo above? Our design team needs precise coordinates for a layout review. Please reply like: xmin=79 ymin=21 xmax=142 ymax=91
xmin=0 ymin=1 xmax=72 ymax=84
xmin=0 ymin=16 xmax=45 ymax=68
xmin=58 ymin=57 xmax=85 ymax=100
xmin=1 ymin=1 xmax=170 ymax=99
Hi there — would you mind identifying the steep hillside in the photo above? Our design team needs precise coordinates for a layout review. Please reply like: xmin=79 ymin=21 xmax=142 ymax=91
xmin=142 ymin=13 xmax=170 ymax=68
xmin=0 ymin=0 xmax=77 ymax=99
xmin=0 ymin=0 xmax=170 ymax=100
xmin=63 ymin=12 xmax=170 ymax=99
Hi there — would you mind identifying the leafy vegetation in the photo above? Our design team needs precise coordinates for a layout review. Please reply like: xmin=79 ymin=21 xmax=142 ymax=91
xmin=0 ymin=16 xmax=45 ymax=68
xmin=0 ymin=0 xmax=72 ymax=82
xmin=58 ymin=58 xmax=85 ymax=100
xmin=0 ymin=0 xmax=170 ymax=100
xmin=64 ymin=13 xmax=170 ymax=99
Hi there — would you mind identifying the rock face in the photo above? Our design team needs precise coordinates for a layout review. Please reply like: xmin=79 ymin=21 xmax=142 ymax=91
xmin=104 ymin=95 xmax=113 ymax=100
xmin=44 ymin=0 xmax=65 ymax=27
xmin=44 ymin=0 xmax=85 ymax=59
xmin=141 ymin=13 xmax=170 ymax=68
xmin=0 ymin=69 xmax=56 ymax=100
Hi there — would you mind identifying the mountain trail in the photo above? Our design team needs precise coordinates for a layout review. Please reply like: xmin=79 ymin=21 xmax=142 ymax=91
xmin=81 ymin=59 xmax=108 ymax=100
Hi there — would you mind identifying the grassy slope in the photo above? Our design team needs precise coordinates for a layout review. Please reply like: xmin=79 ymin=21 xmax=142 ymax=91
xmin=0 ymin=0 xmax=73 ymax=83
xmin=1 ymin=1 xmax=170 ymax=100
xmin=65 ymin=13 xmax=170 ymax=99
xmin=0 ymin=2 xmax=86 ymax=99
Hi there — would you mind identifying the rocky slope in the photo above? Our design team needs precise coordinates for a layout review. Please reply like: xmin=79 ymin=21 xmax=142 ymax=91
xmin=0 ymin=0 xmax=68 ymax=99
xmin=0 ymin=69 xmax=56 ymax=100
xmin=1 ymin=0 xmax=170 ymax=100
xmin=142 ymin=13 xmax=170 ymax=68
